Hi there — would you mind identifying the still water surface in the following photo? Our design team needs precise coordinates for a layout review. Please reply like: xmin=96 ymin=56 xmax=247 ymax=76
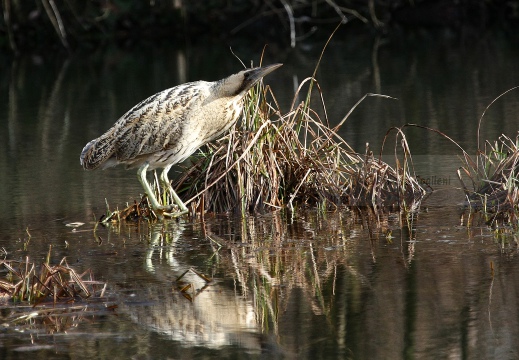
xmin=0 ymin=29 xmax=518 ymax=359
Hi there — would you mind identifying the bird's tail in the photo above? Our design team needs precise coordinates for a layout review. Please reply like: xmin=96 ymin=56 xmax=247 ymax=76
xmin=80 ymin=129 xmax=116 ymax=170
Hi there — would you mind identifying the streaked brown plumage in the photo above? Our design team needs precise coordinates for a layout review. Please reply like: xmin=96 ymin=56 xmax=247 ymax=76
xmin=80 ymin=63 xmax=282 ymax=217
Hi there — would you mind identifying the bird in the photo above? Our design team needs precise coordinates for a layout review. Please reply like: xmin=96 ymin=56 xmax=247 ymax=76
xmin=80 ymin=63 xmax=282 ymax=218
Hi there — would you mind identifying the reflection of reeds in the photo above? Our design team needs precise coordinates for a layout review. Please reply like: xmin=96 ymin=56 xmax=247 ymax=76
xmin=3 ymin=304 xmax=116 ymax=335
xmin=201 ymin=211 xmax=394 ymax=334
xmin=91 ymin=209 xmax=414 ymax=347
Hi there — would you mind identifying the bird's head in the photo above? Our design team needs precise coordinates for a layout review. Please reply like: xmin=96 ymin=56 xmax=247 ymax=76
xmin=217 ymin=63 xmax=283 ymax=98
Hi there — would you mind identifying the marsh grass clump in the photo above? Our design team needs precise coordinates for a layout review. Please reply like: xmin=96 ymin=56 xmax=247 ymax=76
xmin=171 ymin=74 xmax=427 ymax=214
xmin=460 ymin=133 xmax=519 ymax=221
xmin=0 ymin=248 xmax=107 ymax=306
xmin=450 ymin=87 xmax=519 ymax=226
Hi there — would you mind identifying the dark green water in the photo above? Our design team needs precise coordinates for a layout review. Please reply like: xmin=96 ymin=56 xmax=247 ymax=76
xmin=0 ymin=29 xmax=518 ymax=359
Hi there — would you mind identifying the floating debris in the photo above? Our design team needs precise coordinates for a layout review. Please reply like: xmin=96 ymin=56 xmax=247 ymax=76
xmin=65 ymin=222 xmax=85 ymax=228
xmin=174 ymin=268 xmax=212 ymax=302
xmin=100 ymin=196 xmax=159 ymax=223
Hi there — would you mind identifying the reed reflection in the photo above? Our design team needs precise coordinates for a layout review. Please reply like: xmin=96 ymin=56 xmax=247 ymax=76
xmin=106 ymin=209 xmax=519 ymax=358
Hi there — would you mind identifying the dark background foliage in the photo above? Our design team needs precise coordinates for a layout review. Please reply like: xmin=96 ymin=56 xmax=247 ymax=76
xmin=1 ymin=0 xmax=518 ymax=54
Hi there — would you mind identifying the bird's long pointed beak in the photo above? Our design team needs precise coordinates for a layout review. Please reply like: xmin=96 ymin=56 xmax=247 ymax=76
xmin=249 ymin=63 xmax=283 ymax=83
xmin=234 ymin=63 xmax=283 ymax=96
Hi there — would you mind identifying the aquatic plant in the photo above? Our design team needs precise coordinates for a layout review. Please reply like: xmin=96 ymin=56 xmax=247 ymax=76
xmin=397 ymin=87 xmax=519 ymax=228
xmin=453 ymin=88 xmax=519 ymax=226
xmin=459 ymin=134 xmax=519 ymax=224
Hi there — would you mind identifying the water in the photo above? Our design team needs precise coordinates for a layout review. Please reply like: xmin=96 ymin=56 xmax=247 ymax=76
xmin=1 ymin=29 xmax=519 ymax=358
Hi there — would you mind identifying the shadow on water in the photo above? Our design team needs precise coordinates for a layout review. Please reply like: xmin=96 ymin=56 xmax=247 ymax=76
xmin=1 ymin=29 xmax=519 ymax=358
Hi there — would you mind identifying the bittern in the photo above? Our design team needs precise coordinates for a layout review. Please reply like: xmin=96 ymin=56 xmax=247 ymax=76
xmin=80 ymin=63 xmax=282 ymax=217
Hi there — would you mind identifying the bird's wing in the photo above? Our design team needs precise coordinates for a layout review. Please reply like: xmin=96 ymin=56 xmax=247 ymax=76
xmin=113 ymin=82 xmax=210 ymax=162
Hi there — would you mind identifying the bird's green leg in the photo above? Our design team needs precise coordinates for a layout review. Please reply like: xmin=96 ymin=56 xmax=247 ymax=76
xmin=137 ymin=163 xmax=175 ymax=217
xmin=160 ymin=166 xmax=188 ymax=217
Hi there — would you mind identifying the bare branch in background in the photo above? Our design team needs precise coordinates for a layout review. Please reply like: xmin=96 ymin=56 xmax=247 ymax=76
xmin=1 ymin=1 xmax=511 ymax=54
xmin=280 ymin=0 xmax=296 ymax=48
xmin=369 ymin=0 xmax=384 ymax=28
xmin=41 ymin=0 xmax=69 ymax=49
xmin=324 ymin=0 xmax=348 ymax=24
xmin=2 ymin=0 xmax=18 ymax=53
xmin=338 ymin=6 xmax=369 ymax=24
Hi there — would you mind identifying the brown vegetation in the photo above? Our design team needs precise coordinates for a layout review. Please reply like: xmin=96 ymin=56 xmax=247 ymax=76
xmin=0 ymin=247 xmax=107 ymax=305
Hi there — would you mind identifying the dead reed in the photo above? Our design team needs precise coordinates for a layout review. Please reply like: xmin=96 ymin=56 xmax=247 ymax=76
xmin=0 ymin=247 xmax=107 ymax=306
